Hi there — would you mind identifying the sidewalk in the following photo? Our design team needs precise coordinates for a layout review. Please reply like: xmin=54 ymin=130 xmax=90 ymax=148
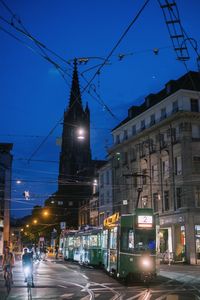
xmin=160 ymin=263 xmax=200 ymax=283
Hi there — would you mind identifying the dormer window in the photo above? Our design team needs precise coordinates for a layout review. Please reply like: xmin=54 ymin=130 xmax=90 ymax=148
xmin=172 ymin=100 xmax=178 ymax=113
xmin=123 ymin=129 xmax=128 ymax=141
xmin=115 ymin=135 xmax=120 ymax=144
xmin=132 ymin=125 xmax=136 ymax=136
xmin=160 ymin=108 xmax=166 ymax=120
xmin=191 ymin=99 xmax=199 ymax=112
xmin=150 ymin=114 xmax=155 ymax=126
xmin=141 ymin=120 xmax=145 ymax=131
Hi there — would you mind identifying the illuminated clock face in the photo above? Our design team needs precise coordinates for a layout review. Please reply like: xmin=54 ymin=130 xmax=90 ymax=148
xmin=138 ymin=215 xmax=153 ymax=228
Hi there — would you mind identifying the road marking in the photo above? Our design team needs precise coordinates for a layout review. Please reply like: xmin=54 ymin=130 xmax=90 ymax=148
xmin=126 ymin=290 xmax=147 ymax=300
xmin=60 ymin=293 xmax=74 ymax=299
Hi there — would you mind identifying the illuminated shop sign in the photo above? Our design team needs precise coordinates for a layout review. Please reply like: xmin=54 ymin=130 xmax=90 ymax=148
xmin=137 ymin=215 xmax=153 ymax=228
xmin=103 ymin=213 xmax=119 ymax=227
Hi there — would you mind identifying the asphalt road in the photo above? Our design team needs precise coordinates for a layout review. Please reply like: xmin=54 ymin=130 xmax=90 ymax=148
xmin=1 ymin=258 xmax=200 ymax=300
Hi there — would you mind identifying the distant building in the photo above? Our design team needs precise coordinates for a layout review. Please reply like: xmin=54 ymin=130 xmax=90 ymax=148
xmin=98 ymin=162 xmax=113 ymax=225
xmin=109 ymin=71 xmax=200 ymax=264
xmin=45 ymin=60 xmax=105 ymax=228
xmin=0 ymin=143 xmax=13 ymax=255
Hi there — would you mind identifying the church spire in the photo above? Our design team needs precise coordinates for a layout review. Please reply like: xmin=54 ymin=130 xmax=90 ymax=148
xmin=69 ymin=58 xmax=82 ymax=109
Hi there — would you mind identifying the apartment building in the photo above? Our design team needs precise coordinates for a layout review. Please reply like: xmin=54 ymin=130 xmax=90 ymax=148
xmin=109 ymin=71 xmax=200 ymax=264
xmin=98 ymin=162 xmax=113 ymax=225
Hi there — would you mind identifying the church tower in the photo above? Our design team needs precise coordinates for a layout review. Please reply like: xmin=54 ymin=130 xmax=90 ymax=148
xmin=58 ymin=59 xmax=92 ymax=190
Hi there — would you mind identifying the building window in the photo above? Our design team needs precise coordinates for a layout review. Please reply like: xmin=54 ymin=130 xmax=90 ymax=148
xmin=106 ymin=191 xmax=110 ymax=204
xmin=176 ymin=187 xmax=182 ymax=209
xmin=100 ymin=174 xmax=104 ymax=187
xmin=58 ymin=201 xmax=63 ymax=205
xmin=192 ymin=124 xmax=200 ymax=139
xmin=160 ymin=108 xmax=167 ymax=120
xmin=150 ymin=114 xmax=155 ymax=126
xmin=130 ymin=147 xmax=136 ymax=161
xmin=132 ymin=125 xmax=136 ymax=136
xmin=174 ymin=156 xmax=182 ymax=175
xmin=139 ymin=142 xmax=146 ymax=158
xmin=191 ymin=99 xmax=199 ymax=112
xmin=153 ymin=193 xmax=159 ymax=212
xmin=152 ymin=164 xmax=158 ymax=182
xmin=159 ymin=133 xmax=167 ymax=149
xmin=122 ymin=152 xmax=128 ymax=165
xmin=149 ymin=138 xmax=156 ymax=153
xmin=195 ymin=187 xmax=200 ymax=207
xmin=106 ymin=171 xmax=110 ymax=185
xmin=141 ymin=120 xmax=145 ymax=131
xmin=115 ymin=135 xmax=120 ymax=144
xmin=164 ymin=190 xmax=169 ymax=211
xmin=100 ymin=194 xmax=104 ymax=206
xmin=142 ymin=196 xmax=148 ymax=208
xmin=162 ymin=159 xmax=169 ymax=178
xmin=193 ymin=156 xmax=200 ymax=173
xmin=123 ymin=129 xmax=128 ymax=141
xmin=142 ymin=169 xmax=147 ymax=185
xmin=172 ymin=100 xmax=178 ymax=113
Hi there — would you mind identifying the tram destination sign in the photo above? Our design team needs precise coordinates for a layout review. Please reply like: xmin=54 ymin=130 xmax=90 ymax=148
xmin=137 ymin=215 xmax=153 ymax=228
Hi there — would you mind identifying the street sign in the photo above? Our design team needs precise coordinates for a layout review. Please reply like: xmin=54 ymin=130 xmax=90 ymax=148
xmin=60 ymin=222 xmax=66 ymax=230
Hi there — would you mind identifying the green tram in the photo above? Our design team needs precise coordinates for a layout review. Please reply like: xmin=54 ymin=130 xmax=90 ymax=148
xmin=63 ymin=208 xmax=158 ymax=282
xmin=63 ymin=228 xmax=102 ymax=266
xmin=103 ymin=209 xmax=158 ymax=281
xmin=63 ymin=230 xmax=77 ymax=260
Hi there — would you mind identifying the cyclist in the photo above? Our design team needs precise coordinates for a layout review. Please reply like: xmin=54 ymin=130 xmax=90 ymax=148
xmin=2 ymin=246 xmax=15 ymax=285
xmin=22 ymin=248 xmax=34 ymax=287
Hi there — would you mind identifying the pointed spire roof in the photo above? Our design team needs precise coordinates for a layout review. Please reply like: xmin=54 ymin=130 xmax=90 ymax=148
xmin=69 ymin=58 xmax=82 ymax=109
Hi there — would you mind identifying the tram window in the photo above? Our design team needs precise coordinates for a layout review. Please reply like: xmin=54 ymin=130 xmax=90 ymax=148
xmin=74 ymin=237 xmax=81 ymax=248
xmin=135 ymin=230 xmax=156 ymax=251
xmin=89 ymin=235 xmax=98 ymax=247
xmin=83 ymin=236 xmax=89 ymax=248
xmin=102 ymin=230 xmax=108 ymax=248
xmin=128 ymin=230 xmax=134 ymax=249
xmin=68 ymin=237 xmax=74 ymax=247
xmin=110 ymin=227 xmax=117 ymax=249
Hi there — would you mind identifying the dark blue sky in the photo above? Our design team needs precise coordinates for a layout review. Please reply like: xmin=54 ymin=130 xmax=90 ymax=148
xmin=0 ymin=0 xmax=200 ymax=218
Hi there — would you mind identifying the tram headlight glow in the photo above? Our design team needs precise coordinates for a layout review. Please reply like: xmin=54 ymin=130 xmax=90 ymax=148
xmin=141 ymin=258 xmax=151 ymax=268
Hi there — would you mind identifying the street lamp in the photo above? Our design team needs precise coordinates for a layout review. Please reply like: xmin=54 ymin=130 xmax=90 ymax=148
xmin=77 ymin=128 xmax=85 ymax=140
xmin=33 ymin=219 xmax=38 ymax=224
xmin=26 ymin=224 xmax=29 ymax=228
xmin=43 ymin=210 xmax=49 ymax=217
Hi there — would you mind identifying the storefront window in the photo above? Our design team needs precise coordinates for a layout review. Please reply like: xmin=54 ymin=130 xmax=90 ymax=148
xmin=195 ymin=225 xmax=200 ymax=260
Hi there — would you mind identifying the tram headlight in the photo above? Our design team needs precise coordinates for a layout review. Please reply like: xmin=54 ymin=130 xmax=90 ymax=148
xmin=141 ymin=257 xmax=152 ymax=269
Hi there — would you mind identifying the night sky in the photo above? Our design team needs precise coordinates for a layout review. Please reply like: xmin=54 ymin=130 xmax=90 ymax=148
xmin=0 ymin=0 xmax=200 ymax=218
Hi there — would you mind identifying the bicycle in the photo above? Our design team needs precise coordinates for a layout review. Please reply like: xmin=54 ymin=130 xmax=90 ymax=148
xmin=24 ymin=265 xmax=34 ymax=299
xmin=4 ymin=265 xmax=12 ymax=294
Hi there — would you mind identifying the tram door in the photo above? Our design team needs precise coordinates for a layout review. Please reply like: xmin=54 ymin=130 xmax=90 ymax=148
xmin=107 ymin=226 xmax=118 ymax=274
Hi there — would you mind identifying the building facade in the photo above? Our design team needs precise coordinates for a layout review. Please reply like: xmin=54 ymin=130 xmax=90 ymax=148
xmin=109 ymin=71 xmax=200 ymax=264
xmin=98 ymin=162 xmax=113 ymax=225
xmin=0 ymin=143 xmax=13 ymax=255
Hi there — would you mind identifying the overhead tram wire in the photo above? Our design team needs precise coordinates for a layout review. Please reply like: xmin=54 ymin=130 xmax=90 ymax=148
xmin=0 ymin=12 xmax=117 ymax=120
xmin=0 ymin=16 xmax=118 ymax=159
xmin=1 ymin=0 xmax=150 ymax=162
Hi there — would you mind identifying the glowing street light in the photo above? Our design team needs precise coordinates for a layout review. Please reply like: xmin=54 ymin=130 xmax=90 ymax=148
xmin=26 ymin=224 xmax=29 ymax=228
xmin=33 ymin=219 xmax=38 ymax=224
xmin=43 ymin=210 xmax=49 ymax=217
xmin=20 ymin=228 xmax=24 ymax=232
xmin=77 ymin=128 xmax=85 ymax=140
xmin=16 ymin=180 xmax=22 ymax=184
